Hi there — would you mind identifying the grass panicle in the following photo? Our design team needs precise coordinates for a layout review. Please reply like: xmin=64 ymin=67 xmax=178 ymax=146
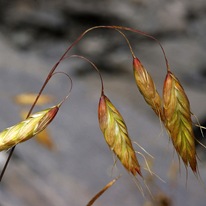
xmin=0 ymin=24 xmax=201 ymax=186
xmin=163 ymin=71 xmax=197 ymax=172
xmin=98 ymin=93 xmax=142 ymax=176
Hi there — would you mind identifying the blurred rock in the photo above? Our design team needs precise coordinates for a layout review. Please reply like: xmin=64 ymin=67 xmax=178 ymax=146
xmin=0 ymin=1 xmax=206 ymax=206
xmin=0 ymin=0 xmax=205 ymax=46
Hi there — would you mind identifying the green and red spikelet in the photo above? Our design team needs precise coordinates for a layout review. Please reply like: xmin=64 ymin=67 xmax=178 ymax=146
xmin=0 ymin=105 xmax=59 ymax=151
xmin=133 ymin=57 xmax=163 ymax=119
xmin=163 ymin=71 xmax=197 ymax=172
xmin=98 ymin=93 xmax=142 ymax=176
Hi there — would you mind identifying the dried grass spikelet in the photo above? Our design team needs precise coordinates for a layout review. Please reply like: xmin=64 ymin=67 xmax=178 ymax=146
xmin=133 ymin=57 xmax=163 ymax=119
xmin=163 ymin=71 xmax=197 ymax=172
xmin=98 ymin=93 xmax=142 ymax=176
xmin=0 ymin=105 xmax=59 ymax=151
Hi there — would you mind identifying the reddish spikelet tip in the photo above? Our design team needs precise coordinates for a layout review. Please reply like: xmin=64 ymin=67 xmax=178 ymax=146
xmin=133 ymin=57 xmax=142 ymax=70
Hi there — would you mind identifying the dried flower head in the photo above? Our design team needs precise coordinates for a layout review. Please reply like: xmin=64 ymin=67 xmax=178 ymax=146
xmin=163 ymin=71 xmax=197 ymax=172
xmin=98 ymin=93 xmax=142 ymax=176
xmin=0 ymin=106 xmax=59 ymax=151
xmin=133 ymin=58 xmax=163 ymax=118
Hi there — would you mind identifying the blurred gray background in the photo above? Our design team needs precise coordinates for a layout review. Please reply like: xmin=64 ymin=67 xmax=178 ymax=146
xmin=0 ymin=0 xmax=206 ymax=205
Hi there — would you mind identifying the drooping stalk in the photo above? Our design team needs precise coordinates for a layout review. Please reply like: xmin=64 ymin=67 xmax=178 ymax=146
xmin=68 ymin=55 xmax=105 ymax=95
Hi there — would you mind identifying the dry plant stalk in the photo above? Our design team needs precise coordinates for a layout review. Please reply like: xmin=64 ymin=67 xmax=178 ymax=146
xmin=86 ymin=176 xmax=120 ymax=206
xmin=133 ymin=57 xmax=163 ymax=118
xmin=163 ymin=71 xmax=197 ymax=172
xmin=0 ymin=105 xmax=59 ymax=151
xmin=98 ymin=93 xmax=142 ymax=176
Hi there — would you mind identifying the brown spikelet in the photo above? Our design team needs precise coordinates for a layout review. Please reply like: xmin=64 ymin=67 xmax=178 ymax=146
xmin=163 ymin=71 xmax=197 ymax=172
xmin=98 ymin=93 xmax=142 ymax=176
xmin=133 ymin=58 xmax=163 ymax=118
xmin=0 ymin=106 xmax=59 ymax=151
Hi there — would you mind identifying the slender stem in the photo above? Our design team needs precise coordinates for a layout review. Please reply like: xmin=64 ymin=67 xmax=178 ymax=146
xmin=115 ymin=29 xmax=136 ymax=59
xmin=61 ymin=25 xmax=170 ymax=71
xmin=68 ymin=55 xmax=105 ymax=95
xmin=51 ymin=71 xmax=73 ymax=107
xmin=86 ymin=175 xmax=120 ymax=206
xmin=28 ymin=25 xmax=170 ymax=113
xmin=0 ymin=147 xmax=15 ymax=181
xmin=95 ymin=25 xmax=170 ymax=71
xmin=29 ymin=25 xmax=170 ymax=113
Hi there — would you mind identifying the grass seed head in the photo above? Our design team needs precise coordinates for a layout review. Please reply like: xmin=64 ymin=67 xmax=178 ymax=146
xmin=0 ymin=106 xmax=59 ymax=151
xmin=98 ymin=94 xmax=142 ymax=176
xmin=133 ymin=58 xmax=163 ymax=118
xmin=163 ymin=71 xmax=197 ymax=172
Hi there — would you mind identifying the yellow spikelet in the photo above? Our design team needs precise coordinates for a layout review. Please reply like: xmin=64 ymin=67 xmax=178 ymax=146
xmin=133 ymin=58 xmax=163 ymax=118
xmin=98 ymin=94 xmax=142 ymax=176
xmin=0 ymin=106 xmax=59 ymax=151
xmin=163 ymin=71 xmax=197 ymax=172
xmin=20 ymin=110 xmax=55 ymax=150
